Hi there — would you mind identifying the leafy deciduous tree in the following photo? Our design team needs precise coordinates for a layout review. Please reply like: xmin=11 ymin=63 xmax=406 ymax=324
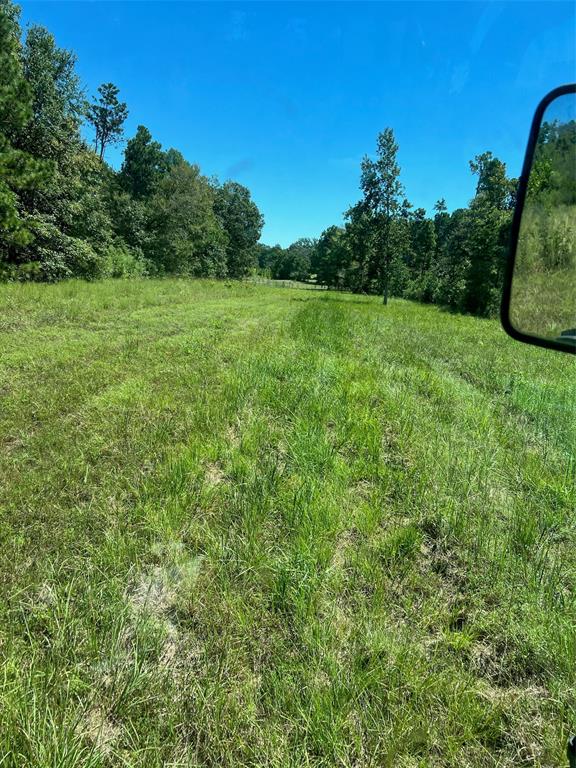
xmin=214 ymin=181 xmax=263 ymax=277
xmin=20 ymin=25 xmax=83 ymax=163
xmin=146 ymin=157 xmax=227 ymax=277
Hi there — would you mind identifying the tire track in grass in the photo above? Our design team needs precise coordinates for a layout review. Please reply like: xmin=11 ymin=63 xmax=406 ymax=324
xmin=0 ymin=284 xmax=295 ymax=767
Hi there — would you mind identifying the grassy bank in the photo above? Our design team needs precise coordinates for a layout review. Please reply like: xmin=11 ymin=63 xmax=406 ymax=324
xmin=0 ymin=279 xmax=574 ymax=767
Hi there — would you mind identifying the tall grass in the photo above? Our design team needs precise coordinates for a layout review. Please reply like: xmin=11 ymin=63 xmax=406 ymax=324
xmin=511 ymin=204 xmax=576 ymax=339
xmin=0 ymin=279 xmax=574 ymax=767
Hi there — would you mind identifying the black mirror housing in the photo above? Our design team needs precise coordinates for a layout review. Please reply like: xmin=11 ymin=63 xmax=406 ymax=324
xmin=501 ymin=84 xmax=576 ymax=354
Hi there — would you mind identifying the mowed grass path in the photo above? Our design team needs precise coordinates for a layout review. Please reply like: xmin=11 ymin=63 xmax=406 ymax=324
xmin=0 ymin=279 xmax=574 ymax=768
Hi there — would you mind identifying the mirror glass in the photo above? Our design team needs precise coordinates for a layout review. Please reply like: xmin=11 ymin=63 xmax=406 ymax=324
xmin=509 ymin=92 xmax=576 ymax=349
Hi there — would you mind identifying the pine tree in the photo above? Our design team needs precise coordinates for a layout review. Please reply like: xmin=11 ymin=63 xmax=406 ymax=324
xmin=0 ymin=1 xmax=49 ymax=261
xmin=120 ymin=125 xmax=165 ymax=199
xmin=360 ymin=128 xmax=404 ymax=304
xmin=86 ymin=83 xmax=128 ymax=161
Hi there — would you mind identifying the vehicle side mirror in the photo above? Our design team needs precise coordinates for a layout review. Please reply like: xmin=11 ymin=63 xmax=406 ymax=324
xmin=501 ymin=84 xmax=576 ymax=354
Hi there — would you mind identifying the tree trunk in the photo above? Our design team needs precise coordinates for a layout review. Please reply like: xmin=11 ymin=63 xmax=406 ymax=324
xmin=382 ymin=237 xmax=389 ymax=306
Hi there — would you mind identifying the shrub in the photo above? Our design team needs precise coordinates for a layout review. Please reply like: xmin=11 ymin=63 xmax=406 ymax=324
xmin=101 ymin=243 xmax=148 ymax=278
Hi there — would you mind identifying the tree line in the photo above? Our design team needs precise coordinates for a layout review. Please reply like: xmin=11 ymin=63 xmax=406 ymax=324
xmin=0 ymin=0 xmax=264 ymax=281
xmin=3 ymin=0 xmax=572 ymax=320
xmin=258 ymin=128 xmax=520 ymax=317
xmin=259 ymin=119 xmax=574 ymax=317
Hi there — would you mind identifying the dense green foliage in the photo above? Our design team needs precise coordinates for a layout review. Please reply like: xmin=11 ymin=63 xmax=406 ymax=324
xmin=1 ymin=279 xmax=574 ymax=766
xmin=258 ymin=238 xmax=317 ymax=281
xmin=528 ymin=119 xmax=576 ymax=207
xmin=0 ymin=0 xmax=49 ymax=252
xmin=0 ymin=0 xmax=263 ymax=281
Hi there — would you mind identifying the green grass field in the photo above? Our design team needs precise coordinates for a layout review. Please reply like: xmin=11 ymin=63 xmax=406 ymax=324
xmin=510 ymin=269 xmax=576 ymax=344
xmin=0 ymin=279 xmax=574 ymax=768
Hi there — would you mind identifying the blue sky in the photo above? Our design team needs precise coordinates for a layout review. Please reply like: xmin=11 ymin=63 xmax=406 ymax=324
xmin=20 ymin=1 xmax=576 ymax=246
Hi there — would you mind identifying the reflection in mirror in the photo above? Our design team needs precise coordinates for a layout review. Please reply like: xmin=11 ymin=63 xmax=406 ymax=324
xmin=510 ymin=93 xmax=576 ymax=349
